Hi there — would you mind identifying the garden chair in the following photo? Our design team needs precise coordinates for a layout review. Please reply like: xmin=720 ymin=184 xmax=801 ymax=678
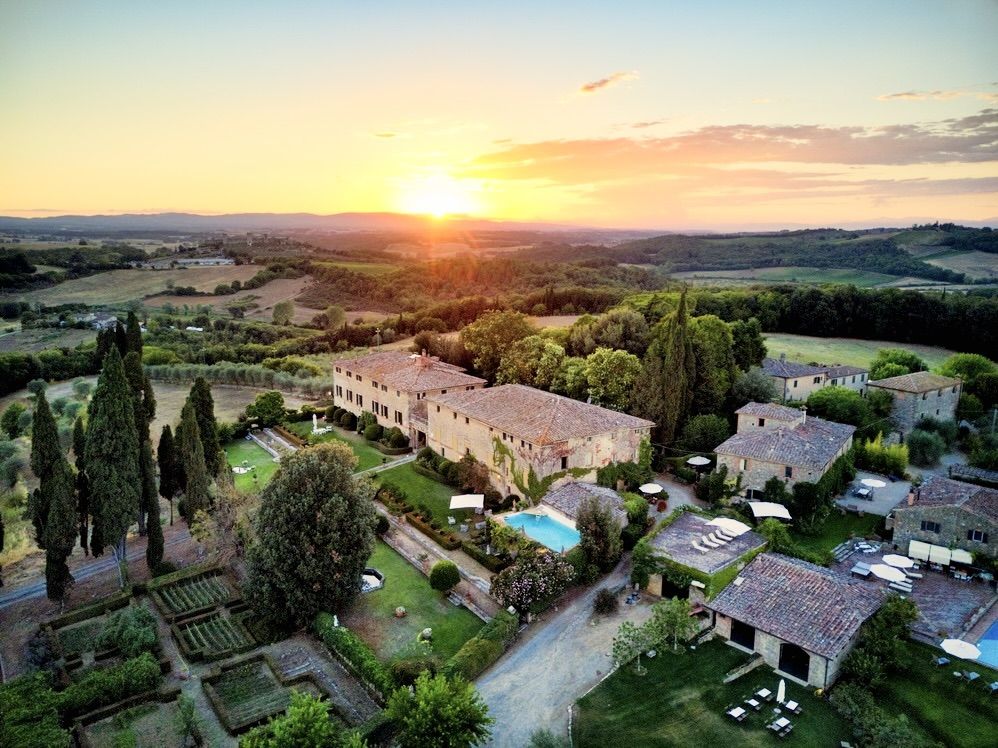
xmin=932 ymin=656 xmax=950 ymax=667
xmin=987 ymin=681 xmax=998 ymax=694
xmin=784 ymin=700 xmax=801 ymax=714
xmin=447 ymin=516 xmax=456 ymax=525
xmin=964 ymin=671 xmax=980 ymax=683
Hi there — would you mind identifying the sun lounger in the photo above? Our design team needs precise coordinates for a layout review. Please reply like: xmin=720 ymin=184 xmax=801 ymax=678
xmin=964 ymin=671 xmax=980 ymax=682
xmin=987 ymin=681 xmax=998 ymax=694
xmin=745 ymin=698 xmax=761 ymax=711
xmin=715 ymin=528 xmax=733 ymax=541
xmin=707 ymin=532 xmax=727 ymax=545
xmin=889 ymin=582 xmax=913 ymax=593
xmin=932 ymin=656 xmax=950 ymax=667
xmin=701 ymin=536 xmax=719 ymax=548
xmin=692 ymin=540 xmax=710 ymax=553
xmin=784 ymin=700 xmax=801 ymax=714
xmin=447 ymin=516 xmax=456 ymax=525
xmin=904 ymin=571 xmax=923 ymax=579
xmin=726 ymin=706 xmax=747 ymax=722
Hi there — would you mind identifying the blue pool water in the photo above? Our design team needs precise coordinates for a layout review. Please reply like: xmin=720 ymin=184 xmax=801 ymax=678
xmin=505 ymin=512 xmax=580 ymax=552
xmin=978 ymin=620 xmax=998 ymax=670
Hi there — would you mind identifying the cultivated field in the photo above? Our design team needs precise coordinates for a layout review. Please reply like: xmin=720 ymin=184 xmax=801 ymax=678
xmin=671 ymin=266 xmax=936 ymax=288
xmin=312 ymin=260 xmax=395 ymax=276
xmin=144 ymin=276 xmax=314 ymax=323
xmin=764 ymin=333 xmax=956 ymax=370
xmin=3 ymin=266 xmax=260 ymax=305
xmin=528 ymin=314 xmax=583 ymax=328
xmin=923 ymin=249 xmax=998 ymax=280
xmin=0 ymin=326 xmax=96 ymax=353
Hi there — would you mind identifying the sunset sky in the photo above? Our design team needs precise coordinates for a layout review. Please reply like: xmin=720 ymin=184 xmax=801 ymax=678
xmin=1 ymin=1 xmax=996 ymax=229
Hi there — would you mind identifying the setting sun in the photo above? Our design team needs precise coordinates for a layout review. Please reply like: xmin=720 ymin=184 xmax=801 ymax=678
xmin=397 ymin=172 xmax=483 ymax=218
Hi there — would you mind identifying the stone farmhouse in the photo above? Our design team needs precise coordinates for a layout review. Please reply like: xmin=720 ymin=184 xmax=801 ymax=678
xmin=332 ymin=351 xmax=486 ymax=444
xmin=762 ymin=355 xmax=868 ymax=401
xmin=714 ymin=402 xmax=855 ymax=497
xmin=540 ymin=481 xmax=629 ymax=529
xmin=888 ymin=475 xmax=997 ymax=558
xmin=424 ymin=384 xmax=654 ymax=497
xmin=707 ymin=553 xmax=884 ymax=688
xmin=865 ymin=370 xmax=962 ymax=437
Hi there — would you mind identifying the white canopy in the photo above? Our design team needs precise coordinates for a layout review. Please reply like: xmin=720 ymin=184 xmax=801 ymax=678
xmin=951 ymin=549 xmax=974 ymax=565
xmin=639 ymin=483 xmax=664 ymax=495
xmin=882 ymin=554 xmax=914 ymax=569
xmin=861 ymin=478 xmax=887 ymax=489
xmin=747 ymin=501 xmax=792 ymax=520
xmin=929 ymin=545 xmax=952 ymax=565
xmin=687 ymin=455 xmax=712 ymax=467
xmin=449 ymin=494 xmax=484 ymax=510
xmin=908 ymin=540 xmax=931 ymax=562
xmin=707 ymin=517 xmax=753 ymax=537
xmin=940 ymin=639 xmax=981 ymax=660
xmin=870 ymin=564 xmax=907 ymax=583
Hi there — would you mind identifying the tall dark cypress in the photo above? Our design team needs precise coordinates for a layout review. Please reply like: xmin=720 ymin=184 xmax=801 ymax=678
xmin=85 ymin=348 xmax=141 ymax=576
xmin=73 ymin=417 xmax=90 ymax=554
xmin=125 ymin=311 xmax=143 ymax=357
xmin=29 ymin=393 xmax=62 ymax=545
xmin=113 ymin=320 xmax=128 ymax=357
xmin=142 ymin=439 xmax=163 ymax=570
xmin=157 ymin=425 xmax=180 ymax=525
xmin=176 ymin=401 xmax=210 ymax=522
xmin=94 ymin=327 xmax=114 ymax=367
xmin=187 ymin=377 xmax=221 ymax=476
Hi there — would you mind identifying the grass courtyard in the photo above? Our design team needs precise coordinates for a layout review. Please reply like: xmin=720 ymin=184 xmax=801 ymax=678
xmin=376 ymin=462 xmax=457 ymax=524
xmin=573 ymin=639 xmax=852 ymax=747
xmin=341 ymin=541 xmax=483 ymax=662
xmin=791 ymin=512 xmax=884 ymax=556
xmin=225 ymin=438 xmax=279 ymax=493
xmin=284 ymin=420 xmax=388 ymax=472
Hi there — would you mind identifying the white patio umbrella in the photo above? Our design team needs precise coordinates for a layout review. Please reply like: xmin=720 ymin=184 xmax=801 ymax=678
xmin=882 ymin=554 xmax=915 ymax=569
xmin=687 ymin=455 xmax=711 ymax=467
xmin=449 ymin=494 xmax=484 ymax=510
xmin=639 ymin=483 xmax=664 ymax=495
xmin=870 ymin=564 xmax=907 ymax=583
xmin=707 ymin=517 xmax=752 ymax=537
xmin=940 ymin=639 xmax=981 ymax=660
xmin=776 ymin=679 xmax=786 ymax=704
xmin=861 ymin=478 xmax=887 ymax=489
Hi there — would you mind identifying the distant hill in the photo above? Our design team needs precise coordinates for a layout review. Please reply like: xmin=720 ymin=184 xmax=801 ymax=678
xmin=519 ymin=226 xmax=998 ymax=284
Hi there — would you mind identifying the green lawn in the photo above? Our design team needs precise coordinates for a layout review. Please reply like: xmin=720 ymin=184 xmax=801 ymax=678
xmin=673 ymin=266 xmax=899 ymax=288
xmin=376 ymin=462 xmax=457 ymax=524
xmin=284 ymin=420 xmax=387 ymax=472
xmin=574 ymin=639 xmax=852 ymax=747
xmin=877 ymin=641 xmax=998 ymax=748
xmin=341 ymin=541 xmax=483 ymax=661
xmin=763 ymin=333 xmax=955 ymax=370
xmin=792 ymin=512 xmax=884 ymax=555
xmin=225 ymin=438 xmax=279 ymax=493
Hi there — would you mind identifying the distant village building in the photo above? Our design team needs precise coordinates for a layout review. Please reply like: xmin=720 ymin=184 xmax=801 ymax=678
xmin=865 ymin=371 xmax=961 ymax=436
xmin=707 ymin=553 xmax=884 ymax=687
xmin=332 ymin=351 xmax=486 ymax=444
xmin=762 ymin=355 xmax=868 ymax=401
xmin=714 ymin=402 xmax=855 ymax=497
xmin=425 ymin=384 xmax=653 ymax=496
xmin=75 ymin=311 xmax=118 ymax=330
xmin=175 ymin=257 xmax=234 ymax=266
xmin=888 ymin=475 xmax=997 ymax=559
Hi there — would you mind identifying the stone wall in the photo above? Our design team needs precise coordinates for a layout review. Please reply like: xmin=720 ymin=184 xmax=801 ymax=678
xmin=717 ymin=449 xmax=848 ymax=496
xmin=892 ymin=504 xmax=997 ymax=558
xmin=712 ymin=613 xmax=836 ymax=687
xmin=873 ymin=383 xmax=961 ymax=435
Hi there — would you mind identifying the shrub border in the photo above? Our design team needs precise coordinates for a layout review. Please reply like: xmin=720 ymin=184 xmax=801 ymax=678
xmin=73 ymin=686 xmax=203 ymax=748
xmin=404 ymin=511 xmax=462 ymax=550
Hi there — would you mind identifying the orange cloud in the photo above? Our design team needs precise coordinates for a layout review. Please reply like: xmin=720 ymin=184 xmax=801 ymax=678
xmin=878 ymin=88 xmax=998 ymax=103
xmin=578 ymin=70 xmax=638 ymax=94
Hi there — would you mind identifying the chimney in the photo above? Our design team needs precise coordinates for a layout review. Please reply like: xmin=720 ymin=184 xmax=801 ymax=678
xmin=780 ymin=352 xmax=787 ymax=363
xmin=800 ymin=405 xmax=807 ymax=426
xmin=907 ymin=490 xmax=915 ymax=506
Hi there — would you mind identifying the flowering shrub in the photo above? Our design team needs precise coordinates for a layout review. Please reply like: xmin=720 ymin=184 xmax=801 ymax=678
xmin=490 ymin=552 xmax=575 ymax=613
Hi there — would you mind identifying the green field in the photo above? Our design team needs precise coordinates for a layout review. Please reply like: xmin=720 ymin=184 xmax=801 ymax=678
xmin=314 ymin=260 xmax=395 ymax=276
xmin=673 ymin=266 xmax=904 ymax=288
xmin=341 ymin=541 xmax=482 ymax=661
xmin=763 ymin=333 xmax=956 ymax=370
xmin=284 ymin=421 xmax=388 ymax=472
xmin=376 ymin=462 xmax=455 ymax=524
xmin=573 ymin=639 xmax=851 ymax=747
xmin=225 ymin=439 xmax=279 ymax=492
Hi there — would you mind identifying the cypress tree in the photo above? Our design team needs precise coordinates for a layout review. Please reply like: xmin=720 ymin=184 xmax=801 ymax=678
xmin=29 ymin=392 xmax=62 ymax=544
xmin=0 ymin=511 xmax=5 ymax=587
xmin=157 ymin=425 xmax=180 ymax=525
xmin=73 ymin=417 xmax=90 ymax=554
xmin=142 ymin=439 xmax=164 ymax=570
xmin=187 ymin=377 xmax=221 ymax=476
xmin=43 ymin=455 xmax=77 ymax=601
xmin=85 ymin=347 xmax=141 ymax=577
xmin=176 ymin=401 xmax=210 ymax=522
xmin=95 ymin=327 xmax=114 ymax=367
xmin=125 ymin=311 xmax=143 ymax=357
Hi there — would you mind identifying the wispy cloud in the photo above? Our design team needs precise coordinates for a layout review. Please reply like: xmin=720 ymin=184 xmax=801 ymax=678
xmin=878 ymin=88 xmax=998 ymax=103
xmin=578 ymin=70 xmax=638 ymax=94
xmin=628 ymin=119 xmax=667 ymax=129
xmin=373 ymin=131 xmax=399 ymax=139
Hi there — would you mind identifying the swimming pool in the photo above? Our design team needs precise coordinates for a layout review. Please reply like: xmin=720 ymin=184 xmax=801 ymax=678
xmin=504 ymin=511 xmax=580 ymax=552
xmin=978 ymin=620 xmax=998 ymax=670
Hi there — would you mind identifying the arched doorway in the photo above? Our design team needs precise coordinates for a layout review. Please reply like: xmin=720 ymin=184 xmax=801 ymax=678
xmin=778 ymin=642 xmax=810 ymax=681
xmin=730 ymin=620 xmax=755 ymax=650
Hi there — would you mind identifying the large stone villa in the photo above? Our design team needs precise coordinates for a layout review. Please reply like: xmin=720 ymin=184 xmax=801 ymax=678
xmin=762 ymin=355 xmax=868 ymax=401
xmin=866 ymin=370 xmax=962 ymax=437
xmin=888 ymin=475 xmax=997 ymax=558
xmin=714 ymin=403 xmax=856 ymax=497
xmin=424 ymin=384 xmax=654 ymax=496
xmin=332 ymin=351 xmax=486 ymax=445
xmin=707 ymin=553 xmax=884 ymax=688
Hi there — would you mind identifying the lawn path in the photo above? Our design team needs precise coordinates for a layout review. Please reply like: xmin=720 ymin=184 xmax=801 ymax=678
xmin=476 ymin=560 xmax=653 ymax=748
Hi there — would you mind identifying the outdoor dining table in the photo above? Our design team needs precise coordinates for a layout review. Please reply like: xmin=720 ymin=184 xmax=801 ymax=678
xmin=745 ymin=698 xmax=761 ymax=710
xmin=756 ymin=688 xmax=773 ymax=701
xmin=773 ymin=717 xmax=790 ymax=729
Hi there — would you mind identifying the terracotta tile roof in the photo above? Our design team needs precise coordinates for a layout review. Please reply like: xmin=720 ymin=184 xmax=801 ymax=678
xmin=895 ymin=475 xmax=998 ymax=523
xmin=715 ymin=415 xmax=855 ymax=469
xmin=426 ymin=384 xmax=654 ymax=445
xmin=762 ymin=357 xmax=827 ymax=379
xmin=736 ymin=402 xmax=804 ymax=423
xmin=867 ymin=371 xmax=960 ymax=394
xmin=708 ymin=553 xmax=884 ymax=659
xmin=542 ymin=481 xmax=628 ymax=526
xmin=824 ymin=365 xmax=868 ymax=379
xmin=648 ymin=511 xmax=766 ymax=575
xmin=333 ymin=351 xmax=485 ymax=392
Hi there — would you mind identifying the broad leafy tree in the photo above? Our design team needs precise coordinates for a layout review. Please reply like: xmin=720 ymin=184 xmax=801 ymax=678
xmin=245 ymin=442 xmax=375 ymax=628
xmin=730 ymin=317 xmax=767 ymax=371
xmin=245 ymin=390 xmax=285 ymax=427
xmin=612 ymin=620 xmax=653 ymax=675
xmin=460 ymin=310 xmax=536 ymax=381
xmin=272 ymin=300 xmax=295 ymax=325
xmin=870 ymin=348 xmax=926 ymax=380
xmin=1 ymin=402 xmax=26 ymax=438
xmin=241 ymin=690 xmax=360 ymax=748
xmin=645 ymin=597 xmax=698 ymax=652
xmin=567 ymin=308 xmax=650 ymax=356
xmin=678 ymin=414 xmax=730 ymax=453
xmin=386 ymin=671 xmax=493 ymax=748
xmin=495 ymin=335 xmax=565 ymax=389
xmin=576 ymin=495 xmax=623 ymax=571
xmin=85 ymin=348 xmax=141 ymax=581
xmin=730 ymin=366 xmax=778 ymax=407
xmin=689 ymin=314 xmax=738 ymax=416
xmin=584 ymin=347 xmax=641 ymax=411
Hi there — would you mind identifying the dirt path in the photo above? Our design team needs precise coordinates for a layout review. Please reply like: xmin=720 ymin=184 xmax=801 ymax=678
xmin=476 ymin=560 xmax=654 ymax=747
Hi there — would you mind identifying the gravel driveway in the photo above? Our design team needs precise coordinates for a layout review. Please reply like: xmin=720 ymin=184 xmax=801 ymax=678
xmin=476 ymin=561 xmax=654 ymax=747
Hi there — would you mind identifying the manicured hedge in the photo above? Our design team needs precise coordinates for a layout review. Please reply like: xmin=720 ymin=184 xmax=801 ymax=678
xmin=61 ymin=652 xmax=162 ymax=718
xmin=145 ymin=562 xmax=220 ymax=591
xmin=461 ymin=541 xmax=512 ymax=573
xmin=441 ymin=610 xmax=518 ymax=680
xmin=0 ymin=672 xmax=70 ymax=748
xmin=405 ymin=512 xmax=462 ymax=551
xmin=314 ymin=612 xmax=394 ymax=701
xmin=45 ymin=589 xmax=131 ymax=629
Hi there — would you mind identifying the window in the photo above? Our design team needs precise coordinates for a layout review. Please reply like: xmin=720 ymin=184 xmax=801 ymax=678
xmin=466 ymin=385 xmax=475 ymax=391
xmin=831 ymin=379 xmax=838 ymax=386
xmin=382 ymin=384 xmax=387 ymax=392
xmin=851 ymin=375 xmax=856 ymax=383
xmin=758 ymin=418 xmax=766 ymax=427
xmin=382 ymin=405 xmax=388 ymax=417
xmin=335 ymin=366 xmax=341 ymax=373
xmin=561 ymin=456 xmax=568 ymax=470
xmin=435 ymin=405 xmax=440 ymax=412
xmin=739 ymin=458 xmax=747 ymax=471
xmin=372 ymin=400 xmax=379 ymax=414
xmin=372 ymin=380 xmax=378 ymax=388
xmin=441 ymin=389 xmax=447 ymax=395
xmin=465 ymin=417 xmax=469 ymax=424
xmin=937 ymin=389 xmax=943 ymax=397
xmin=813 ymin=376 xmax=821 ymax=384
xmin=862 ymin=374 xmax=866 ymax=381
xmin=936 ymin=409 xmax=940 ymax=416
xmin=356 ymin=395 xmax=363 ymax=407
xmin=784 ymin=465 xmax=793 ymax=479
xmin=466 ymin=447 xmax=471 ymax=456
xmin=920 ymin=520 xmax=941 ymax=533
xmin=347 ymin=371 xmax=352 ymax=378
xmin=394 ymin=410 xmax=403 ymax=424
xmin=528 ymin=444 xmax=532 ymax=451
xmin=520 ymin=440 xmax=525 ymax=448
xmin=396 ymin=390 xmax=401 ymax=397
xmin=968 ymin=529 xmax=988 ymax=543
xmin=347 ymin=390 xmax=353 ymax=402
xmin=453 ymin=412 xmax=457 ymax=419
xmin=335 ymin=385 xmax=343 ymax=397
xmin=792 ymin=380 xmax=798 ymax=388
xmin=441 ymin=448 xmax=446 ymax=458
xmin=356 ymin=376 xmax=362 ymax=383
